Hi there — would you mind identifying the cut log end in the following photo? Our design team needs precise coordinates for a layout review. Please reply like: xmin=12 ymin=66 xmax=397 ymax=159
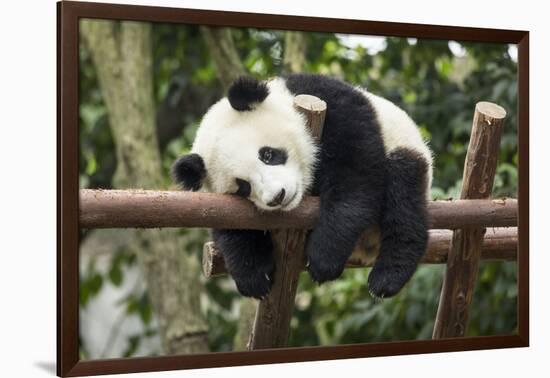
xmin=476 ymin=101 xmax=507 ymax=120
xmin=294 ymin=94 xmax=327 ymax=113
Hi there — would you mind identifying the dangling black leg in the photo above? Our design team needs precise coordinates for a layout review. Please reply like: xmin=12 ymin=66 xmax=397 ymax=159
xmin=368 ymin=147 xmax=430 ymax=298
xmin=306 ymin=182 xmax=383 ymax=284
xmin=212 ymin=229 xmax=274 ymax=299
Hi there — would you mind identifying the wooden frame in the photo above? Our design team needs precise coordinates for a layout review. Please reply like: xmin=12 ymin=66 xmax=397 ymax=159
xmin=57 ymin=1 xmax=529 ymax=376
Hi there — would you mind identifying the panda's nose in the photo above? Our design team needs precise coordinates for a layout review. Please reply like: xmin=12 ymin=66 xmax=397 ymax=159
xmin=267 ymin=189 xmax=286 ymax=207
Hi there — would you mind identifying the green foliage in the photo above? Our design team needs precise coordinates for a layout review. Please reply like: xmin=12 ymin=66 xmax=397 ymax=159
xmin=79 ymin=22 xmax=518 ymax=356
xmin=204 ymin=276 xmax=241 ymax=351
xmin=79 ymin=249 xmax=137 ymax=308
xmin=79 ymin=258 xmax=104 ymax=308
xmin=469 ymin=261 xmax=517 ymax=336
xmin=79 ymin=248 xmax=160 ymax=358
xmin=290 ymin=266 xmax=443 ymax=345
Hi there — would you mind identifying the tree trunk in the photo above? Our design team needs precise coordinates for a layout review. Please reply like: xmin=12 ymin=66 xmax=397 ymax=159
xmin=284 ymin=31 xmax=307 ymax=73
xmin=80 ymin=19 xmax=208 ymax=355
xmin=200 ymin=26 xmax=246 ymax=91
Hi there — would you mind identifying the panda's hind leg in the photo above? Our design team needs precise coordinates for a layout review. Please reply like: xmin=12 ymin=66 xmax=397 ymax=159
xmin=367 ymin=147 xmax=430 ymax=298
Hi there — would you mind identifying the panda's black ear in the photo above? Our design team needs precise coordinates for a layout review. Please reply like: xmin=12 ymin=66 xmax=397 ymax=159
xmin=227 ymin=76 xmax=269 ymax=111
xmin=172 ymin=153 xmax=206 ymax=191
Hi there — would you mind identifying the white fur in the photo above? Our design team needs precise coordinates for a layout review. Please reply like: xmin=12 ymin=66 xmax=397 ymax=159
xmin=191 ymin=78 xmax=432 ymax=211
xmin=191 ymin=78 xmax=317 ymax=211
xmin=360 ymin=89 xmax=433 ymax=199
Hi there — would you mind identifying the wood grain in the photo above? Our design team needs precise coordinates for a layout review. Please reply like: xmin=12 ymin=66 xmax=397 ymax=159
xmin=80 ymin=190 xmax=517 ymax=230
xmin=248 ymin=95 xmax=326 ymax=350
xmin=202 ymin=228 xmax=517 ymax=277
xmin=433 ymin=102 xmax=507 ymax=339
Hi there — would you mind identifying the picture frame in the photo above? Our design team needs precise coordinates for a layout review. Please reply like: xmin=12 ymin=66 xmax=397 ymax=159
xmin=57 ymin=1 xmax=529 ymax=376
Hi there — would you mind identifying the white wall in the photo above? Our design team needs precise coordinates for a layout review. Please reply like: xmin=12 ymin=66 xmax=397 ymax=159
xmin=1 ymin=0 xmax=547 ymax=377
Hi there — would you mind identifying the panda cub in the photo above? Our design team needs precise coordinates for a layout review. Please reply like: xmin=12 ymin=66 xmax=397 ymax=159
xmin=173 ymin=73 xmax=432 ymax=299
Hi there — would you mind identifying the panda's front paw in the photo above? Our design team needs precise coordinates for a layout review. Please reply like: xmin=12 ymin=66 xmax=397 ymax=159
xmin=232 ymin=261 xmax=275 ymax=299
xmin=305 ymin=229 xmax=347 ymax=283
xmin=367 ymin=263 xmax=416 ymax=298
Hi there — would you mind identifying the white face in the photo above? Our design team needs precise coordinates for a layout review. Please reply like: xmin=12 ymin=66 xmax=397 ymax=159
xmin=191 ymin=78 xmax=317 ymax=211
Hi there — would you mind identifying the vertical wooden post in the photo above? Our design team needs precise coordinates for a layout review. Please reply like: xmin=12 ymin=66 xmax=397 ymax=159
xmin=248 ymin=95 xmax=326 ymax=349
xmin=432 ymin=102 xmax=506 ymax=339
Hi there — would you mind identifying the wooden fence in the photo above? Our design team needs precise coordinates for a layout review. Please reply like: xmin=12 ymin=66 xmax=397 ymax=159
xmin=79 ymin=95 xmax=514 ymax=349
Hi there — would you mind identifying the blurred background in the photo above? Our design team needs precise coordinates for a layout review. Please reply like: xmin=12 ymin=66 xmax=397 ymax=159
xmin=78 ymin=19 xmax=518 ymax=359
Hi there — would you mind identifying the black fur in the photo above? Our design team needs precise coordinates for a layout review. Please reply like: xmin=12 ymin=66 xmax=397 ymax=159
xmin=172 ymin=153 xmax=206 ymax=191
xmin=367 ymin=148 xmax=429 ymax=297
xmin=285 ymin=74 xmax=387 ymax=284
xmin=234 ymin=178 xmax=251 ymax=197
xmin=212 ymin=229 xmax=274 ymax=299
xmin=228 ymin=76 xmax=269 ymax=111
xmin=174 ymin=73 xmax=430 ymax=299
xmin=259 ymin=147 xmax=288 ymax=165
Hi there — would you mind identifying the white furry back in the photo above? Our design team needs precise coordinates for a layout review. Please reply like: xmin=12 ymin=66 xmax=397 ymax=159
xmin=361 ymin=90 xmax=433 ymax=199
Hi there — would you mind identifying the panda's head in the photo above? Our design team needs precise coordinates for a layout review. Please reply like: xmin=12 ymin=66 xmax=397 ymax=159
xmin=172 ymin=76 xmax=318 ymax=211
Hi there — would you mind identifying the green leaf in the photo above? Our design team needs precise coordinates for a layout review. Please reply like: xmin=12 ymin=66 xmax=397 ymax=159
xmin=108 ymin=265 xmax=123 ymax=286
xmin=139 ymin=303 xmax=153 ymax=325
xmin=89 ymin=273 xmax=103 ymax=295
xmin=126 ymin=297 xmax=139 ymax=314
xmin=139 ymin=293 xmax=153 ymax=325
xmin=123 ymin=335 xmax=141 ymax=358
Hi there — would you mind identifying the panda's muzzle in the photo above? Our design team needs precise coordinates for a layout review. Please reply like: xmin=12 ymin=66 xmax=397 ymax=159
xmin=267 ymin=188 xmax=286 ymax=207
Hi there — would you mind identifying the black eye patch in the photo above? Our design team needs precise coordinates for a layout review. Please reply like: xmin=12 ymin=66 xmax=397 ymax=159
xmin=258 ymin=147 xmax=288 ymax=165
xmin=234 ymin=178 xmax=251 ymax=197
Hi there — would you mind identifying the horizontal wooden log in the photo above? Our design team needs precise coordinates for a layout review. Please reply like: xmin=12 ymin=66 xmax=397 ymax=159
xmin=202 ymin=227 xmax=517 ymax=277
xmin=80 ymin=189 xmax=517 ymax=230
